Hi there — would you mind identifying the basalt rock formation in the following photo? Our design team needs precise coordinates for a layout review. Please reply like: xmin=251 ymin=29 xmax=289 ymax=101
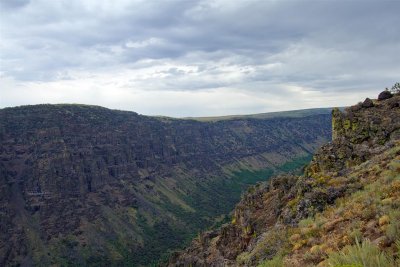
xmin=168 ymin=93 xmax=400 ymax=267
xmin=0 ymin=105 xmax=331 ymax=266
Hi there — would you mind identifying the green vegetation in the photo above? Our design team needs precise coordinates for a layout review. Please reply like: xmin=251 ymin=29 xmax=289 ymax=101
xmin=132 ymin=155 xmax=314 ymax=266
xmin=327 ymin=239 xmax=397 ymax=267
xmin=258 ymin=253 xmax=285 ymax=267
xmin=131 ymin=214 xmax=187 ymax=266
xmin=278 ymin=155 xmax=313 ymax=173
xmin=389 ymin=82 xmax=400 ymax=94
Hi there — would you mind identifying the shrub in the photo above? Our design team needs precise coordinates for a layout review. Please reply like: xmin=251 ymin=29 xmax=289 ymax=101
xmin=386 ymin=211 xmax=400 ymax=242
xmin=387 ymin=223 xmax=400 ymax=243
xmin=348 ymin=228 xmax=362 ymax=244
xmin=326 ymin=239 xmax=394 ymax=267
xmin=299 ymin=217 xmax=314 ymax=228
xmin=257 ymin=253 xmax=284 ymax=267
xmin=390 ymin=82 xmax=400 ymax=94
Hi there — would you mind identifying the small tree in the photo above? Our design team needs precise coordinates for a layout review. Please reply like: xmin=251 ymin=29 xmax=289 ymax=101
xmin=390 ymin=82 xmax=400 ymax=94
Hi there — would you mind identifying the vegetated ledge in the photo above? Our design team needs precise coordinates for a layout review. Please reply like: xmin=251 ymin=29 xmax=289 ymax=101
xmin=167 ymin=91 xmax=400 ymax=267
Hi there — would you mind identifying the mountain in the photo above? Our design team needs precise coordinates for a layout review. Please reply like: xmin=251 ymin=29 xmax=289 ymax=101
xmin=0 ymin=105 xmax=331 ymax=266
xmin=168 ymin=92 xmax=400 ymax=266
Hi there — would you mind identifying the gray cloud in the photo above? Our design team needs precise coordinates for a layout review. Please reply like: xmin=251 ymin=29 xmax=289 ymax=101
xmin=0 ymin=0 xmax=399 ymax=116
xmin=0 ymin=0 xmax=30 ymax=9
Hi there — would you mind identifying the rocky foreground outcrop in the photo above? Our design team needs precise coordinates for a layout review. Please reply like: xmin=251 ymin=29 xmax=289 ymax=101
xmin=0 ymin=105 xmax=331 ymax=266
xmin=168 ymin=92 xmax=400 ymax=266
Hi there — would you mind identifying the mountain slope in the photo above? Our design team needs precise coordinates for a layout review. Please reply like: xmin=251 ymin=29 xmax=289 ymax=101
xmin=168 ymin=92 xmax=400 ymax=266
xmin=0 ymin=105 xmax=331 ymax=266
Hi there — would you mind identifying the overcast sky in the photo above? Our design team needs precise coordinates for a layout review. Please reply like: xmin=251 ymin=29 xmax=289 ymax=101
xmin=0 ymin=0 xmax=399 ymax=117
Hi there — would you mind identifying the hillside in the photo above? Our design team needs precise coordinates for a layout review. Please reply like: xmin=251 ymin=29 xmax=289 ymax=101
xmin=0 ymin=105 xmax=331 ymax=266
xmin=184 ymin=108 xmax=333 ymax=122
xmin=168 ymin=92 xmax=400 ymax=266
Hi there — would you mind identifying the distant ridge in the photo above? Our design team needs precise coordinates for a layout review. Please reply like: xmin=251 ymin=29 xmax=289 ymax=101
xmin=184 ymin=107 xmax=339 ymax=122
xmin=1 ymin=104 xmax=337 ymax=122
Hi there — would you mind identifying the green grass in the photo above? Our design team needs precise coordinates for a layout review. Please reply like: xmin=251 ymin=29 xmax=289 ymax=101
xmin=257 ymin=253 xmax=285 ymax=267
xmin=277 ymin=155 xmax=313 ymax=173
xmin=327 ymin=239 xmax=395 ymax=267
xmin=154 ymin=156 xmax=312 ymax=265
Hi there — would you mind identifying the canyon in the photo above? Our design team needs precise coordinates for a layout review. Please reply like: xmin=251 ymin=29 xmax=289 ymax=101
xmin=0 ymin=105 xmax=331 ymax=266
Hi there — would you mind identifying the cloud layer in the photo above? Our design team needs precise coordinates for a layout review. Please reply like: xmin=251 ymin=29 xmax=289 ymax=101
xmin=1 ymin=0 xmax=399 ymax=116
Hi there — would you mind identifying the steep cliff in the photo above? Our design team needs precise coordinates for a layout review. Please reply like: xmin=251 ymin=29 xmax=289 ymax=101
xmin=168 ymin=92 xmax=400 ymax=266
xmin=0 ymin=105 xmax=331 ymax=266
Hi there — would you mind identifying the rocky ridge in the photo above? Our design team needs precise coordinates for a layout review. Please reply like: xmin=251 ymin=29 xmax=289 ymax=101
xmin=168 ymin=91 xmax=400 ymax=266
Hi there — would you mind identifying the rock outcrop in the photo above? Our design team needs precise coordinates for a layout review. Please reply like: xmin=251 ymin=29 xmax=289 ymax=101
xmin=378 ymin=90 xmax=393 ymax=101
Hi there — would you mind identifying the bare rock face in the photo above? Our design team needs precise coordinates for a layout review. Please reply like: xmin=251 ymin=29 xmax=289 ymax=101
xmin=309 ymin=94 xmax=400 ymax=175
xmin=0 ymin=104 xmax=331 ymax=266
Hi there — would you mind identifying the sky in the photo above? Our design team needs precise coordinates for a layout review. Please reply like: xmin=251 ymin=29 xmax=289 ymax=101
xmin=0 ymin=0 xmax=399 ymax=117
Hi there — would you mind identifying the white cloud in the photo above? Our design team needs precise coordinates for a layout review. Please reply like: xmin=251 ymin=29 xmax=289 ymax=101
xmin=125 ymin=37 xmax=163 ymax=48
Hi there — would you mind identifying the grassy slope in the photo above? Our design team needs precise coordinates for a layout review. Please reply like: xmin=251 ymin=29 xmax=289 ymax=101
xmin=139 ymin=155 xmax=313 ymax=266
xmin=31 ymin=152 xmax=315 ymax=266
xmin=257 ymin=142 xmax=400 ymax=267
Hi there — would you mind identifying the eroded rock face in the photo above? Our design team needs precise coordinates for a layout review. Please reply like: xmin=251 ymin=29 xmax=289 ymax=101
xmin=0 ymin=104 xmax=331 ymax=266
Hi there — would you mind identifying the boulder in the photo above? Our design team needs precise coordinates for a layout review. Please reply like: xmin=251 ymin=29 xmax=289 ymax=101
xmin=361 ymin=98 xmax=374 ymax=108
xmin=378 ymin=90 xmax=393 ymax=101
xmin=372 ymin=236 xmax=390 ymax=248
